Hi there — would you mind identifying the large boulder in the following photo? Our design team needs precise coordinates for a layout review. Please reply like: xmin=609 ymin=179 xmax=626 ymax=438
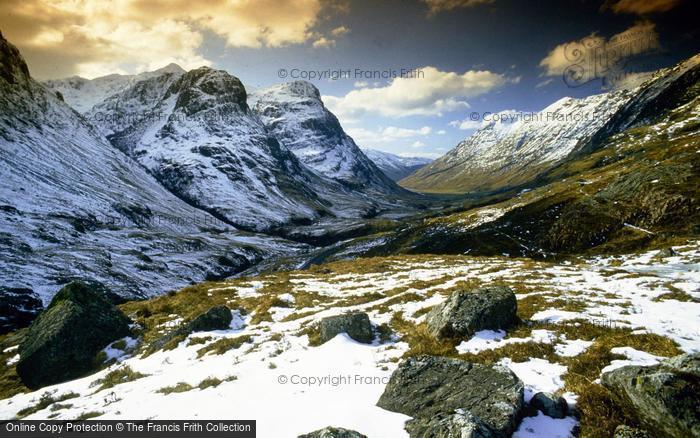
xmin=601 ymin=352 xmax=700 ymax=438
xmin=405 ymin=411 xmax=495 ymax=438
xmin=427 ymin=285 xmax=517 ymax=339
xmin=319 ymin=313 xmax=373 ymax=344
xmin=16 ymin=281 xmax=132 ymax=388
xmin=298 ymin=426 xmax=367 ymax=438
xmin=377 ymin=355 xmax=524 ymax=437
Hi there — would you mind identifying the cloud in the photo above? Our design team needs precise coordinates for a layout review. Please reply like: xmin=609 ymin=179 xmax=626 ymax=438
xmin=606 ymin=0 xmax=680 ymax=14
xmin=411 ymin=141 xmax=427 ymax=148
xmin=422 ymin=0 xmax=494 ymax=15
xmin=324 ymin=66 xmax=509 ymax=119
xmin=331 ymin=26 xmax=350 ymax=36
xmin=0 ymin=0 xmax=329 ymax=78
xmin=539 ymin=22 xmax=660 ymax=85
xmin=449 ymin=119 xmax=482 ymax=130
xmin=347 ymin=126 xmax=433 ymax=145
xmin=312 ymin=37 xmax=336 ymax=48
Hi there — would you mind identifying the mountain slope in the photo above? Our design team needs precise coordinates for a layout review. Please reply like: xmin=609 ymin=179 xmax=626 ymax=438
xmin=87 ymin=68 xmax=343 ymax=232
xmin=363 ymin=149 xmax=433 ymax=181
xmin=250 ymin=81 xmax=402 ymax=193
xmin=402 ymin=54 xmax=700 ymax=194
xmin=0 ymin=33 xmax=305 ymax=331
xmin=42 ymin=64 xmax=185 ymax=113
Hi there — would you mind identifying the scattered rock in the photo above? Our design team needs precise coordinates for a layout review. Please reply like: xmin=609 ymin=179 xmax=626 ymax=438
xmin=654 ymin=247 xmax=678 ymax=259
xmin=405 ymin=410 xmax=496 ymax=438
xmin=298 ymin=426 xmax=367 ymax=438
xmin=0 ymin=287 xmax=43 ymax=334
xmin=151 ymin=305 xmax=234 ymax=351
xmin=530 ymin=392 xmax=568 ymax=419
xmin=601 ymin=352 xmax=700 ymax=438
xmin=613 ymin=425 xmax=652 ymax=438
xmin=186 ymin=305 xmax=233 ymax=332
xmin=426 ymin=285 xmax=517 ymax=339
xmin=377 ymin=355 xmax=524 ymax=436
xmin=16 ymin=281 xmax=132 ymax=389
xmin=319 ymin=312 xmax=373 ymax=344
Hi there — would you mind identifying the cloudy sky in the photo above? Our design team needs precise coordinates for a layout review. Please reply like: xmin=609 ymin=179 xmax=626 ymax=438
xmin=0 ymin=0 xmax=697 ymax=158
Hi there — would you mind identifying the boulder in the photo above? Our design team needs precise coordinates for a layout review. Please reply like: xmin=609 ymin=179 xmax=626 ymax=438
xmin=186 ymin=305 xmax=233 ymax=332
xmin=427 ymin=285 xmax=517 ymax=339
xmin=405 ymin=411 xmax=495 ymax=438
xmin=377 ymin=355 xmax=524 ymax=437
xmin=298 ymin=426 xmax=367 ymax=438
xmin=530 ymin=392 xmax=568 ymax=419
xmin=16 ymin=281 xmax=132 ymax=388
xmin=319 ymin=313 xmax=373 ymax=344
xmin=601 ymin=352 xmax=700 ymax=438
xmin=614 ymin=425 xmax=652 ymax=438
xmin=654 ymin=247 xmax=678 ymax=259
xmin=151 ymin=305 xmax=233 ymax=351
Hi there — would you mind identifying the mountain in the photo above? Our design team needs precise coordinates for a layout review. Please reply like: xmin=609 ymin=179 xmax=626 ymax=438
xmin=250 ymin=81 xmax=402 ymax=193
xmin=402 ymin=54 xmax=700 ymax=194
xmin=362 ymin=149 xmax=433 ymax=181
xmin=42 ymin=64 xmax=185 ymax=113
xmin=0 ymin=32 xmax=305 ymax=332
xmin=86 ymin=68 xmax=349 ymax=232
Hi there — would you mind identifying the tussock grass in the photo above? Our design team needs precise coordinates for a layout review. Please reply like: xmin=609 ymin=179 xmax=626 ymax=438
xmin=196 ymin=335 xmax=252 ymax=358
xmin=16 ymin=391 xmax=79 ymax=418
xmin=91 ymin=366 xmax=148 ymax=392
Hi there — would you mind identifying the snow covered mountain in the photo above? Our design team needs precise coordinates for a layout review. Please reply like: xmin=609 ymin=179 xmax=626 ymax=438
xmin=402 ymin=91 xmax=634 ymax=193
xmin=250 ymin=81 xmax=401 ymax=193
xmin=362 ymin=149 xmax=433 ymax=181
xmin=43 ymin=63 xmax=185 ymax=113
xmin=0 ymin=32 xmax=305 ymax=332
xmin=403 ymin=54 xmax=700 ymax=193
xmin=85 ymin=68 xmax=347 ymax=232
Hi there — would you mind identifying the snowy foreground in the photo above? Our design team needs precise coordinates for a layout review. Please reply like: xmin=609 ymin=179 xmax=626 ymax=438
xmin=1 ymin=244 xmax=698 ymax=437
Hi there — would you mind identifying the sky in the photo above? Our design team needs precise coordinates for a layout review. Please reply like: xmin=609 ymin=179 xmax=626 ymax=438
xmin=0 ymin=0 xmax=697 ymax=158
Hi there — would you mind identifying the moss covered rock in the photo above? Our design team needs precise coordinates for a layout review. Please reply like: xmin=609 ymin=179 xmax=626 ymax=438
xmin=426 ymin=285 xmax=517 ymax=340
xmin=319 ymin=312 xmax=373 ymax=344
xmin=601 ymin=352 xmax=700 ymax=438
xmin=16 ymin=281 xmax=132 ymax=389
xmin=377 ymin=355 xmax=524 ymax=437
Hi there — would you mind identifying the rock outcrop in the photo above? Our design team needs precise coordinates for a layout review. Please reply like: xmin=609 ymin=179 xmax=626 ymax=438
xmin=601 ymin=352 xmax=700 ymax=438
xmin=377 ymin=355 xmax=524 ymax=437
xmin=16 ymin=281 xmax=132 ymax=388
xmin=426 ymin=286 xmax=517 ymax=339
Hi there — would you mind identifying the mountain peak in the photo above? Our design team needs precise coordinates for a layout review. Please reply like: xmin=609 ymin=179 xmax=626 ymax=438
xmin=152 ymin=63 xmax=185 ymax=75
xmin=264 ymin=80 xmax=322 ymax=101
xmin=0 ymin=31 xmax=30 ymax=85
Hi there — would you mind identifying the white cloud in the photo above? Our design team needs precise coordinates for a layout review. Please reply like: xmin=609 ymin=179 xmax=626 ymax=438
xmin=539 ymin=22 xmax=659 ymax=79
xmin=347 ymin=126 xmax=433 ymax=146
xmin=449 ymin=119 xmax=482 ymax=130
xmin=324 ymin=66 xmax=508 ymax=119
xmin=331 ymin=26 xmax=350 ymax=36
xmin=411 ymin=141 xmax=427 ymax=148
xmin=312 ymin=37 xmax=336 ymax=48
xmin=353 ymin=81 xmax=369 ymax=88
